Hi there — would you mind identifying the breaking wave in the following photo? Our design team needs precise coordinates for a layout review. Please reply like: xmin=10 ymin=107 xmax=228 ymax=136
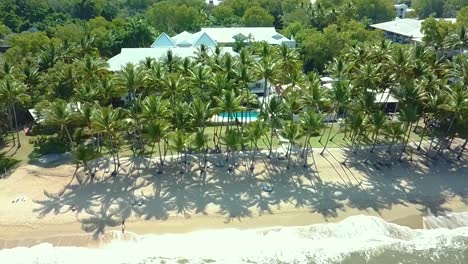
xmin=1 ymin=214 xmax=468 ymax=264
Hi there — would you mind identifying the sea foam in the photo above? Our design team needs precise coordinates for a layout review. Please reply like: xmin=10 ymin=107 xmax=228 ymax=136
xmin=1 ymin=215 xmax=468 ymax=264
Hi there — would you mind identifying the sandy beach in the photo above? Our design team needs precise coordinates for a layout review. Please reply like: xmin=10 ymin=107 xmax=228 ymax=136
xmin=0 ymin=146 xmax=467 ymax=249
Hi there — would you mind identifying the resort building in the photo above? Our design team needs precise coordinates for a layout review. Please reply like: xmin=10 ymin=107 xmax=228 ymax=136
xmin=108 ymin=28 xmax=294 ymax=103
xmin=370 ymin=18 xmax=424 ymax=44
xmin=198 ymin=27 xmax=296 ymax=48
xmin=371 ymin=18 xmax=458 ymax=44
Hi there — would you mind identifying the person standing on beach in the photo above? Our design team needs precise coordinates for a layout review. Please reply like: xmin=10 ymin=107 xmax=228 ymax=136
xmin=121 ymin=219 xmax=126 ymax=234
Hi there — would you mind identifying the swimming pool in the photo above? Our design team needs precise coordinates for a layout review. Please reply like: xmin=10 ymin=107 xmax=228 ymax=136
xmin=218 ymin=111 xmax=260 ymax=120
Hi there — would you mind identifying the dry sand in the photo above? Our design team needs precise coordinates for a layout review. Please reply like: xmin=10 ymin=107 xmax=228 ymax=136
xmin=0 ymin=147 xmax=467 ymax=249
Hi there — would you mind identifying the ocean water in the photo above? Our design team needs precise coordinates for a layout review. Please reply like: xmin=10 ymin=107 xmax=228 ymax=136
xmin=1 ymin=215 xmax=468 ymax=264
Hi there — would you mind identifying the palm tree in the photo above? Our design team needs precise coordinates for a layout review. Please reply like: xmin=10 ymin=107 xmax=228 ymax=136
xmin=261 ymin=96 xmax=286 ymax=158
xmin=189 ymin=98 xmax=212 ymax=134
xmin=145 ymin=120 xmax=170 ymax=173
xmin=300 ymin=111 xmax=323 ymax=168
xmin=445 ymin=26 xmax=468 ymax=54
xmin=215 ymin=89 xmax=244 ymax=132
xmin=369 ymin=110 xmax=387 ymax=152
xmin=342 ymin=110 xmax=367 ymax=164
xmin=255 ymin=57 xmax=277 ymax=107
xmin=221 ymin=129 xmax=242 ymax=169
xmin=43 ymin=99 xmax=77 ymax=146
xmin=116 ymin=63 xmax=144 ymax=104
xmin=77 ymin=55 xmax=109 ymax=82
xmin=140 ymin=95 xmax=171 ymax=122
xmin=97 ymin=75 xmax=125 ymax=106
xmin=244 ymin=121 xmax=267 ymax=171
xmin=71 ymin=144 xmax=99 ymax=182
xmin=162 ymin=74 xmax=185 ymax=106
xmin=91 ymin=106 xmax=124 ymax=176
xmin=321 ymin=79 xmax=350 ymax=155
xmin=276 ymin=44 xmax=300 ymax=84
xmin=384 ymin=122 xmax=406 ymax=157
xmin=399 ymin=104 xmax=419 ymax=161
xmin=438 ymin=83 xmax=468 ymax=154
xmin=193 ymin=129 xmax=209 ymax=171
xmin=280 ymin=121 xmax=302 ymax=169
xmin=0 ymin=78 xmax=30 ymax=147
xmin=171 ymin=130 xmax=191 ymax=173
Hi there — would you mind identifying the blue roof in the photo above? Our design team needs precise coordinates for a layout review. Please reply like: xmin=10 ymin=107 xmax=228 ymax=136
xmin=151 ymin=33 xmax=176 ymax=48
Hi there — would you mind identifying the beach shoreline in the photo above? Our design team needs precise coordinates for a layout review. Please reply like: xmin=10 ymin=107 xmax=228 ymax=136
xmin=1 ymin=148 xmax=467 ymax=250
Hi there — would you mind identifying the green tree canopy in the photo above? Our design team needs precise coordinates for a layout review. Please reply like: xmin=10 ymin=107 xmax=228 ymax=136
xmin=242 ymin=6 xmax=274 ymax=27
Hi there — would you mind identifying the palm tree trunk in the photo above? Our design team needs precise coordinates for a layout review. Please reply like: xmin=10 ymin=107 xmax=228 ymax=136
xmin=417 ymin=121 xmax=429 ymax=151
xmin=438 ymin=113 xmax=457 ymax=155
xmin=7 ymin=105 xmax=15 ymax=146
xmin=370 ymin=129 xmax=379 ymax=153
xmin=149 ymin=142 xmax=156 ymax=167
xmin=64 ymin=126 xmax=74 ymax=147
xmin=158 ymin=141 xmax=164 ymax=168
xmin=261 ymin=77 xmax=268 ymax=108
xmin=11 ymin=103 xmax=20 ymax=148
xmin=250 ymin=141 xmax=257 ymax=171
xmin=301 ymin=134 xmax=310 ymax=158
xmin=457 ymin=138 xmax=468 ymax=160
xmin=286 ymin=142 xmax=292 ymax=169
xmin=268 ymin=127 xmax=274 ymax=158
xmin=303 ymin=139 xmax=310 ymax=167
xmin=320 ymin=120 xmax=335 ymax=155
xmin=399 ymin=123 xmax=413 ymax=161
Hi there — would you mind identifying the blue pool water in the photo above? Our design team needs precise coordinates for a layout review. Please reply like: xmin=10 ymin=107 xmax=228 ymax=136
xmin=218 ymin=111 xmax=259 ymax=120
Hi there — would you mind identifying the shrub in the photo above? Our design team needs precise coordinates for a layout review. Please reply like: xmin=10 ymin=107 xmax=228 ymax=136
xmin=29 ymin=136 xmax=69 ymax=159
xmin=0 ymin=153 xmax=19 ymax=176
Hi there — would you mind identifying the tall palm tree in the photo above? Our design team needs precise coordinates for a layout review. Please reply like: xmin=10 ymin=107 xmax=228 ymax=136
xmin=91 ymin=106 xmax=124 ymax=175
xmin=145 ymin=120 xmax=170 ymax=172
xmin=140 ymin=95 xmax=171 ymax=122
xmin=77 ymin=55 xmax=109 ymax=82
xmin=214 ymin=89 xmax=244 ymax=132
xmin=221 ymin=129 xmax=242 ymax=168
xmin=193 ymin=129 xmax=209 ymax=171
xmin=171 ymin=130 xmax=191 ymax=173
xmin=398 ymin=104 xmax=419 ymax=161
xmin=71 ymin=144 xmax=99 ymax=182
xmin=0 ymin=78 xmax=30 ymax=147
xmin=438 ymin=83 xmax=468 ymax=154
xmin=369 ymin=110 xmax=387 ymax=152
xmin=384 ymin=122 xmax=406 ymax=157
xmin=255 ymin=57 xmax=277 ymax=107
xmin=300 ymin=111 xmax=323 ymax=168
xmin=189 ymin=98 xmax=212 ymax=134
xmin=116 ymin=63 xmax=144 ymax=104
xmin=43 ymin=99 xmax=77 ymax=146
xmin=445 ymin=26 xmax=468 ymax=54
xmin=261 ymin=96 xmax=286 ymax=158
xmin=244 ymin=121 xmax=267 ymax=171
xmin=280 ymin=121 xmax=302 ymax=169
xmin=321 ymin=79 xmax=350 ymax=155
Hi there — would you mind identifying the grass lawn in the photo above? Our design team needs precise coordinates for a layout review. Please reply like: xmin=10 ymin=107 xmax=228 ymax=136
xmin=0 ymin=123 xmax=431 ymax=165
xmin=0 ymin=131 xmax=34 ymax=165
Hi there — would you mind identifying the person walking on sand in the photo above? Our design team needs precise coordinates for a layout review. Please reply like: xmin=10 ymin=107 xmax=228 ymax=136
xmin=121 ymin=219 xmax=126 ymax=234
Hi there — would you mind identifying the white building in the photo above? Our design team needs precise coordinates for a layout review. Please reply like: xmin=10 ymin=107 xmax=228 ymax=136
xmin=107 ymin=28 xmax=294 ymax=102
xmin=370 ymin=18 xmax=457 ymax=44
xmin=206 ymin=0 xmax=224 ymax=6
xmin=199 ymin=27 xmax=296 ymax=48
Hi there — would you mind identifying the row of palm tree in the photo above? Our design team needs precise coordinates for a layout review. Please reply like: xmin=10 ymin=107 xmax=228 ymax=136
xmin=1 ymin=40 xmax=467 ymax=181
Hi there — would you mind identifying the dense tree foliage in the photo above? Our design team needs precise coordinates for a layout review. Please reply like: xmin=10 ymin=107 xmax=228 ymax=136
xmin=0 ymin=0 xmax=467 ymax=176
